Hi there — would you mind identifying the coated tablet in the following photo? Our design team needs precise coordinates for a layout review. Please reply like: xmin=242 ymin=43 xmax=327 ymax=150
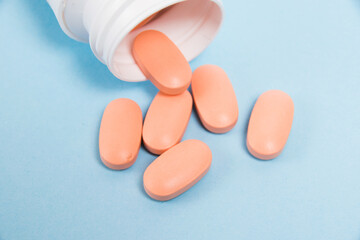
xmin=143 ymin=140 xmax=212 ymax=201
xmin=99 ymin=99 xmax=143 ymax=170
xmin=192 ymin=65 xmax=239 ymax=133
xmin=247 ymin=90 xmax=294 ymax=160
xmin=132 ymin=30 xmax=192 ymax=95
xmin=143 ymin=91 xmax=193 ymax=155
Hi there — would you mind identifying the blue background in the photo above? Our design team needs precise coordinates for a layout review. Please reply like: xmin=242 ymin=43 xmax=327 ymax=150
xmin=1 ymin=0 xmax=360 ymax=239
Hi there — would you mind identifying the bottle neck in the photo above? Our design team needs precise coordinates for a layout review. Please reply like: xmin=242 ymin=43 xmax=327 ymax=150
xmin=83 ymin=0 xmax=182 ymax=64
xmin=49 ymin=0 xmax=223 ymax=82
xmin=82 ymin=0 xmax=223 ymax=82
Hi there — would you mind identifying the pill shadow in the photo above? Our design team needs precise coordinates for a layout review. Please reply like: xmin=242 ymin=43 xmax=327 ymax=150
xmin=242 ymin=99 xmax=254 ymax=159
xmin=188 ymin=88 xmax=212 ymax=134
xmin=137 ymin=144 xmax=159 ymax=201
xmin=137 ymin=154 xmax=164 ymax=202
xmin=19 ymin=0 xmax=155 ymax=96
xmin=138 ymin=170 xmax=157 ymax=202
xmin=94 ymin=113 xmax=107 ymax=170
xmin=138 ymin=176 xmax=150 ymax=200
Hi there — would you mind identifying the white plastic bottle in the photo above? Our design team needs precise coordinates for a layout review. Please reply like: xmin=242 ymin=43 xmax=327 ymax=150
xmin=47 ymin=0 xmax=223 ymax=82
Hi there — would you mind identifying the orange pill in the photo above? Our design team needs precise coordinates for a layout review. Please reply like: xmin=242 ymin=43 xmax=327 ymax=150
xmin=132 ymin=30 xmax=192 ymax=95
xmin=247 ymin=90 xmax=294 ymax=160
xmin=99 ymin=99 xmax=143 ymax=170
xmin=143 ymin=91 xmax=192 ymax=155
xmin=143 ymin=140 xmax=212 ymax=201
xmin=191 ymin=65 xmax=239 ymax=133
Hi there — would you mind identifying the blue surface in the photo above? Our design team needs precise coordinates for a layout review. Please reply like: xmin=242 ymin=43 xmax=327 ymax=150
xmin=1 ymin=0 xmax=360 ymax=239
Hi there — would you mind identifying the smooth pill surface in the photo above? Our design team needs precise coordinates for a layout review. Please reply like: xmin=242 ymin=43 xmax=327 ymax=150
xmin=132 ymin=30 xmax=192 ymax=95
xmin=247 ymin=90 xmax=294 ymax=160
xmin=192 ymin=65 xmax=239 ymax=133
xmin=99 ymin=99 xmax=143 ymax=170
xmin=143 ymin=91 xmax=193 ymax=155
xmin=143 ymin=140 xmax=212 ymax=201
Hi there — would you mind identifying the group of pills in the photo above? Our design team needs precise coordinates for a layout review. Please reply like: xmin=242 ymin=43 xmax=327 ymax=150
xmin=99 ymin=30 xmax=294 ymax=201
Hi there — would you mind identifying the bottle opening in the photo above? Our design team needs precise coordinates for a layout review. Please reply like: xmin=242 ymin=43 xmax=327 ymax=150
xmin=110 ymin=0 xmax=223 ymax=82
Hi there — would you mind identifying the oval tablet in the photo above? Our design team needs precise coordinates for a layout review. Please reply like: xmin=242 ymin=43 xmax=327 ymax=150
xmin=99 ymin=99 xmax=143 ymax=170
xmin=191 ymin=65 xmax=239 ymax=133
xmin=143 ymin=91 xmax=193 ymax=155
xmin=132 ymin=30 xmax=192 ymax=95
xmin=247 ymin=90 xmax=294 ymax=160
xmin=143 ymin=140 xmax=212 ymax=201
